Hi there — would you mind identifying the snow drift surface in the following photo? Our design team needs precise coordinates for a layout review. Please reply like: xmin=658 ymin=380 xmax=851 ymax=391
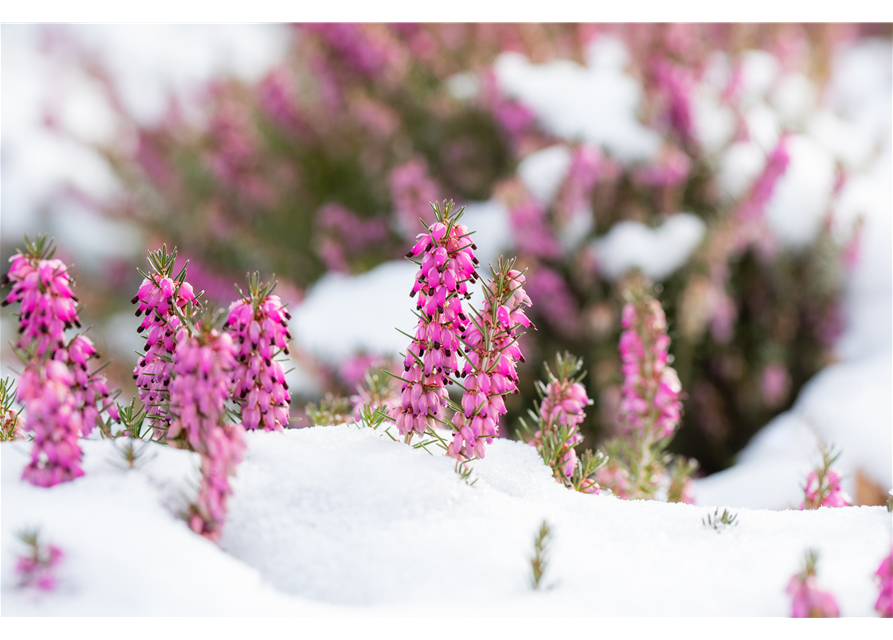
xmin=3 ymin=426 xmax=890 ymax=616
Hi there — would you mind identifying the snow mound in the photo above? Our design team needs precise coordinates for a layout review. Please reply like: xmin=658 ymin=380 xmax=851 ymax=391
xmin=493 ymin=42 xmax=661 ymax=165
xmin=4 ymin=428 xmax=889 ymax=616
xmin=592 ymin=214 xmax=707 ymax=282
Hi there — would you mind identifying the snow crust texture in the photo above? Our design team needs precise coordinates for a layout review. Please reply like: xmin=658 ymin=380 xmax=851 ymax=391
xmin=3 ymin=427 xmax=890 ymax=616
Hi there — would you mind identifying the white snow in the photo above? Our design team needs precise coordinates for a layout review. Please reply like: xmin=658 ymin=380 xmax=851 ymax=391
xmin=763 ymin=134 xmax=837 ymax=249
xmin=516 ymin=145 xmax=573 ymax=205
xmin=591 ymin=214 xmax=707 ymax=282
xmin=493 ymin=41 xmax=662 ymax=165
xmin=3 ymin=427 xmax=890 ymax=616
xmin=717 ymin=141 xmax=767 ymax=202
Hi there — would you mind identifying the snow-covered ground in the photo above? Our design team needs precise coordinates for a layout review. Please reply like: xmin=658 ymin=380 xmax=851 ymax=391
xmin=3 ymin=426 xmax=890 ymax=616
xmin=1 ymin=26 xmax=891 ymax=618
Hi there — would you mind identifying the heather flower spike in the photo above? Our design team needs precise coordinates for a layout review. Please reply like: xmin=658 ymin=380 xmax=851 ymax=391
xmin=1 ymin=234 xmax=78 ymax=357
xmin=132 ymin=245 xmax=199 ymax=440
xmin=800 ymin=443 xmax=852 ymax=510
xmin=225 ymin=272 xmax=292 ymax=432
xmin=447 ymin=256 xmax=531 ymax=461
xmin=1 ymin=377 xmax=26 ymax=441
xmin=3 ymin=235 xmax=115 ymax=486
xmin=168 ymin=305 xmax=245 ymax=542
xmin=15 ymin=527 xmax=64 ymax=592
xmin=521 ymin=352 xmax=606 ymax=493
xmin=786 ymin=549 xmax=840 ymax=618
xmin=396 ymin=199 xmax=478 ymax=445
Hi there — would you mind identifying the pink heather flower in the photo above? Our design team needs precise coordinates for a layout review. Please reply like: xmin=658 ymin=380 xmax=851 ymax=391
xmin=737 ymin=135 xmax=791 ymax=223
xmin=875 ymin=548 xmax=893 ymax=618
xmin=449 ymin=262 xmax=531 ymax=460
xmin=304 ymin=23 xmax=398 ymax=79
xmin=555 ymin=145 xmax=602 ymax=217
xmin=169 ymin=326 xmax=245 ymax=541
xmin=618 ymin=293 xmax=683 ymax=441
xmin=509 ymin=200 xmax=562 ymax=260
xmin=389 ymin=159 xmax=440 ymax=237
xmin=652 ymin=58 xmax=696 ymax=143
xmin=16 ymin=534 xmax=64 ymax=592
xmin=132 ymin=250 xmax=198 ymax=439
xmin=2 ymin=408 xmax=26 ymax=441
xmin=481 ymin=69 xmax=535 ymax=149
xmin=595 ymin=459 xmax=630 ymax=500
xmin=1 ymin=377 xmax=26 ymax=442
xmin=800 ymin=445 xmax=852 ymax=510
xmin=225 ymin=277 xmax=292 ymax=432
xmin=340 ymin=353 xmax=385 ymax=389
xmin=787 ymin=551 xmax=840 ymax=618
xmin=2 ymin=251 xmax=80 ymax=358
xmin=19 ymin=360 xmax=84 ymax=487
xmin=398 ymin=201 xmax=478 ymax=442
xmin=258 ymin=67 xmax=304 ymax=133
xmin=801 ymin=469 xmax=851 ymax=509
xmin=526 ymin=352 xmax=595 ymax=487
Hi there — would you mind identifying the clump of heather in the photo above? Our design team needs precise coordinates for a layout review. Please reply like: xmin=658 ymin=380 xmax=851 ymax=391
xmin=875 ymin=547 xmax=893 ymax=618
xmin=15 ymin=528 xmax=64 ymax=592
xmin=1 ymin=377 xmax=26 ymax=441
xmin=132 ymin=245 xmax=198 ymax=439
xmin=522 ymin=352 xmax=606 ymax=493
xmin=2 ymin=235 xmax=115 ymax=486
xmin=598 ymin=284 xmax=696 ymax=501
xmin=787 ymin=549 xmax=840 ymax=618
xmin=396 ymin=200 xmax=478 ymax=444
xmin=448 ymin=258 xmax=530 ymax=460
xmin=225 ymin=273 xmax=292 ymax=432
xmin=167 ymin=308 xmax=245 ymax=542
xmin=800 ymin=444 xmax=852 ymax=510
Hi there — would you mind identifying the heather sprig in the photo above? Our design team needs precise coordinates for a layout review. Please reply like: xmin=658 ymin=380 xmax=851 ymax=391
xmin=800 ymin=443 xmax=852 ymax=510
xmin=786 ymin=549 xmax=840 ymax=618
xmin=521 ymin=352 xmax=606 ymax=492
xmin=15 ymin=527 xmax=64 ymax=592
xmin=115 ymin=397 xmax=151 ymax=440
xmin=529 ymin=520 xmax=554 ymax=591
xmin=396 ymin=199 xmax=478 ymax=444
xmin=225 ymin=272 xmax=293 ymax=432
xmin=132 ymin=245 xmax=199 ymax=440
xmin=597 ymin=285 xmax=687 ymax=501
xmin=1 ymin=376 xmax=26 ymax=441
xmin=350 ymin=367 xmax=401 ymax=422
xmin=111 ymin=437 xmax=155 ymax=471
xmin=447 ymin=257 xmax=531 ymax=460
xmin=305 ymin=393 xmax=353 ymax=426
xmin=702 ymin=508 xmax=738 ymax=531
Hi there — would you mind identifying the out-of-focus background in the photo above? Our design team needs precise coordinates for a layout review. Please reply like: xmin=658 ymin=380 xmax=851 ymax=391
xmin=2 ymin=23 xmax=890 ymax=509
